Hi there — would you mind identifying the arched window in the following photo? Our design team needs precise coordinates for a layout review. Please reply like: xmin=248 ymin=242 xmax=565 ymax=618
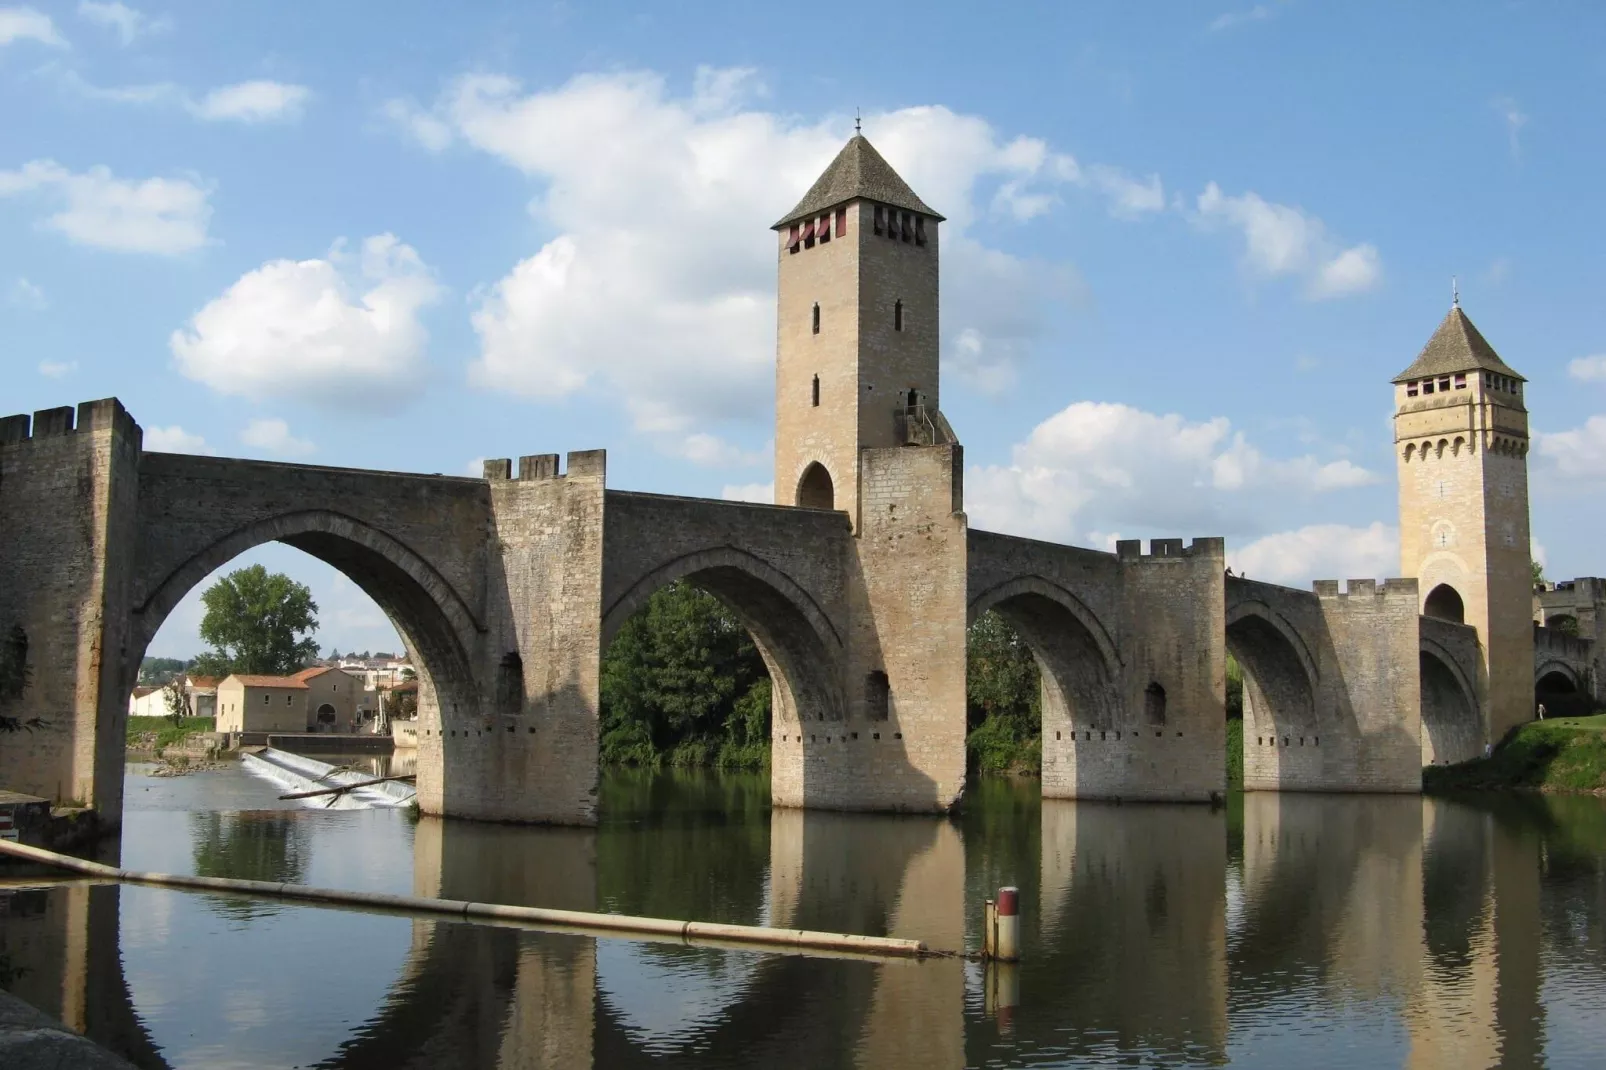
xmin=1424 ymin=584 xmax=1465 ymax=624
xmin=1144 ymin=682 xmax=1167 ymax=726
xmin=811 ymin=374 xmax=820 ymax=407
xmin=496 ymin=652 xmax=524 ymax=715
xmin=894 ymin=299 xmax=903 ymax=332
xmin=797 ymin=462 xmax=834 ymax=510
xmin=812 ymin=303 xmax=820 ymax=335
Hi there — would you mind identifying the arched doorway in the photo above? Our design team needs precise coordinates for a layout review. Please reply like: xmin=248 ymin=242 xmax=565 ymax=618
xmin=796 ymin=462 xmax=835 ymax=510
xmin=1536 ymin=667 xmax=1589 ymax=719
xmin=1420 ymin=647 xmax=1479 ymax=765
xmin=1226 ymin=606 xmax=1319 ymax=791
xmin=1423 ymin=584 xmax=1465 ymax=624
xmin=316 ymin=702 xmax=337 ymax=728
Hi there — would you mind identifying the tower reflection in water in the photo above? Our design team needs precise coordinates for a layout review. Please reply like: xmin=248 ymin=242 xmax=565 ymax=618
xmin=0 ymin=779 xmax=1599 ymax=1069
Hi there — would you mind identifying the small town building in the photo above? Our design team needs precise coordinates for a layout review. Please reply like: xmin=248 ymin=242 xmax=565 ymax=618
xmin=215 ymin=675 xmax=310 ymax=733
xmin=127 ymin=686 xmax=167 ymax=718
xmin=293 ymin=666 xmax=365 ymax=730
xmin=185 ymin=675 xmax=219 ymax=718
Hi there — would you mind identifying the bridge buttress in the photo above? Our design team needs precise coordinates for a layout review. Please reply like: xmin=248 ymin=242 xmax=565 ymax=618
xmin=0 ymin=399 xmax=141 ymax=823
xmin=789 ymin=442 xmax=966 ymax=812
xmin=1095 ymin=538 xmax=1227 ymax=802
xmin=416 ymin=450 xmax=606 ymax=825
xmin=1315 ymin=579 xmax=1427 ymax=788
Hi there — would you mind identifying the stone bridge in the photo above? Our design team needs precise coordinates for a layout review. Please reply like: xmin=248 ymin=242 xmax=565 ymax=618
xmin=0 ymin=396 xmax=1552 ymax=828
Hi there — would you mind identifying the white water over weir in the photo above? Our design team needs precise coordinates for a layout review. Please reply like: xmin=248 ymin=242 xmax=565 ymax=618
xmin=242 ymin=748 xmax=416 ymax=809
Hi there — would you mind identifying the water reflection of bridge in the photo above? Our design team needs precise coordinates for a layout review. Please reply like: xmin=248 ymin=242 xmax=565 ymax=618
xmin=6 ymin=793 xmax=1596 ymax=1069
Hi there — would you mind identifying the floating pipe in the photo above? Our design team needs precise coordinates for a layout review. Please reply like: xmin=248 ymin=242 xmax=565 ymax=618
xmin=0 ymin=839 xmax=934 ymax=961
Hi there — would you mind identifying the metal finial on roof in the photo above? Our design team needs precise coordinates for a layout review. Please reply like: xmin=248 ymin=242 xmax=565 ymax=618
xmin=1452 ymin=275 xmax=1459 ymax=309
xmin=855 ymin=108 xmax=861 ymax=135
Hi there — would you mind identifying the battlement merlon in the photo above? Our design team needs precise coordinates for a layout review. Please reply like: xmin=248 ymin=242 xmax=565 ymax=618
xmin=1311 ymin=577 xmax=1419 ymax=600
xmin=482 ymin=449 xmax=607 ymax=484
xmin=1115 ymin=537 xmax=1225 ymax=562
xmin=0 ymin=398 xmax=141 ymax=447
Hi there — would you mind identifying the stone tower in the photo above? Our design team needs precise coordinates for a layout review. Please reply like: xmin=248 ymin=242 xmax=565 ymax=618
xmin=772 ymin=134 xmax=948 ymax=525
xmin=1393 ymin=303 xmax=1534 ymax=746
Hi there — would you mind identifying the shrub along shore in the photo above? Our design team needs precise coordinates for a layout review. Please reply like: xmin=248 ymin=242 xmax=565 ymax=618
xmin=1425 ymin=714 xmax=1606 ymax=795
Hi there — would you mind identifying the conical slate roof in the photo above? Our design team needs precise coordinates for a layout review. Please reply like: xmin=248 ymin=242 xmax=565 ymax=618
xmin=1392 ymin=306 xmax=1523 ymax=383
xmin=773 ymin=135 xmax=944 ymax=229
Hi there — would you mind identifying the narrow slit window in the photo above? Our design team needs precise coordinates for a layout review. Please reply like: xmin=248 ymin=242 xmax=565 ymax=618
xmin=1144 ymin=682 xmax=1167 ymax=726
xmin=915 ymin=217 xmax=927 ymax=246
xmin=894 ymin=299 xmax=903 ymax=332
xmin=865 ymin=671 xmax=890 ymax=721
xmin=787 ymin=224 xmax=799 ymax=253
xmin=817 ymin=214 xmax=830 ymax=243
xmin=811 ymin=374 xmax=820 ymax=407
xmin=812 ymin=303 xmax=820 ymax=335
xmin=874 ymin=205 xmax=885 ymax=235
xmin=835 ymin=207 xmax=847 ymax=237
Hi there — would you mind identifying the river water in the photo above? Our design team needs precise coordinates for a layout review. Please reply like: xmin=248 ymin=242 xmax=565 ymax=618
xmin=2 ymin=759 xmax=1605 ymax=1068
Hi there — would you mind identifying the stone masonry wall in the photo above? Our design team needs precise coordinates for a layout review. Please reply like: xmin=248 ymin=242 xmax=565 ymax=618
xmin=416 ymin=451 xmax=606 ymax=824
xmin=791 ymin=442 xmax=965 ymax=812
xmin=1316 ymin=579 xmax=1425 ymax=789
xmin=0 ymin=400 xmax=140 ymax=821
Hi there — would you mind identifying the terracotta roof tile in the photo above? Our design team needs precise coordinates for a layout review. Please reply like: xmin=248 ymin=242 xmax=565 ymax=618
xmin=226 ymin=674 xmax=310 ymax=689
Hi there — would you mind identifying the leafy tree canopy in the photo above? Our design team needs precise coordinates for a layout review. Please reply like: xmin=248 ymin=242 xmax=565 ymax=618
xmin=196 ymin=565 xmax=320 ymax=676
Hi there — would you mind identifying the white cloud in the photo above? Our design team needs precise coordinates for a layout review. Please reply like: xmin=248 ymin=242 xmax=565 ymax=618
xmin=388 ymin=70 xmax=1125 ymax=447
xmin=77 ymin=1 xmax=168 ymax=45
xmin=1086 ymin=164 xmax=1164 ymax=218
xmin=170 ymin=233 xmax=440 ymax=406
xmin=1209 ymin=4 xmax=1276 ymax=32
xmin=144 ymin=424 xmax=213 ymax=454
xmin=380 ymin=98 xmax=452 ymax=151
xmin=188 ymin=80 xmax=310 ymax=123
xmin=1535 ymin=417 xmax=1606 ymax=480
xmin=1567 ymin=355 xmax=1606 ymax=383
xmin=0 ymin=7 xmax=65 ymax=47
xmin=0 ymin=159 xmax=211 ymax=254
xmin=721 ymin=481 xmax=773 ymax=504
xmin=967 ymin=401 xmax=1378 ymax=543
xmin=37 ymin=359 xmax=76 ymax=377
xmin=240 ymin=417 xmax=314 ymax=457
xmin=1228 ymin=522 xmax=1400 ymax=585
xmin=9 ymin=276 xmax=46 ymax=309
xmin=1310 ymin=243 xmax=1381 ymax=298
xmin=1195 ymin=181 xmax=1380 ymax=299
xmin=1492 ymin=96 xmax=1527 ymax=159
xmin=672 ymin=432 xmax=766 ymax=467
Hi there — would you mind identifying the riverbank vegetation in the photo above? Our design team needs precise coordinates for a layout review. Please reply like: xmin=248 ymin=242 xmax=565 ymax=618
xmin=1425 ymin=714 xmax=1606 ymax=794
xmin=127 ymin=716 xmax=216 ymax=752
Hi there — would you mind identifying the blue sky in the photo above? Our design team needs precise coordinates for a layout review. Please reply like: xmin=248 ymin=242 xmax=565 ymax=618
xmin=3 ymin=1 xmax=1603 ymax=658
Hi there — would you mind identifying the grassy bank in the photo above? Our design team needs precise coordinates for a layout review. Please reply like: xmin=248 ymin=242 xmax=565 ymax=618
xmin=1425 ymin=713 xmax=1606 ymax=794
xmin=126 ymin=716 xmax=215 ymax=752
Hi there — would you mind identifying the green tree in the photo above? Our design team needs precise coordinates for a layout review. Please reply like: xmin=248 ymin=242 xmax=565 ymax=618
xmin=965 ymin=611 xmax=1041 ymax=773
xmin=1533 ymin=559 xmax=1546 ymax=587
xmin=599 ymin=581 xmax=769 ymax=767
xmin=196 ymin=565 xmax=320 ymax=676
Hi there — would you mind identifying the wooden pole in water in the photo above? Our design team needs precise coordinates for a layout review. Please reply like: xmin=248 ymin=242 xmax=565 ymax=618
xmin=0 ymin=839 xmax=935 ymax=961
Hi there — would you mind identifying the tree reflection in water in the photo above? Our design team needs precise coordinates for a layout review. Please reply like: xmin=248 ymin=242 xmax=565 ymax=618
xmin=189 ymin=812 xmax=310 ymax=919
